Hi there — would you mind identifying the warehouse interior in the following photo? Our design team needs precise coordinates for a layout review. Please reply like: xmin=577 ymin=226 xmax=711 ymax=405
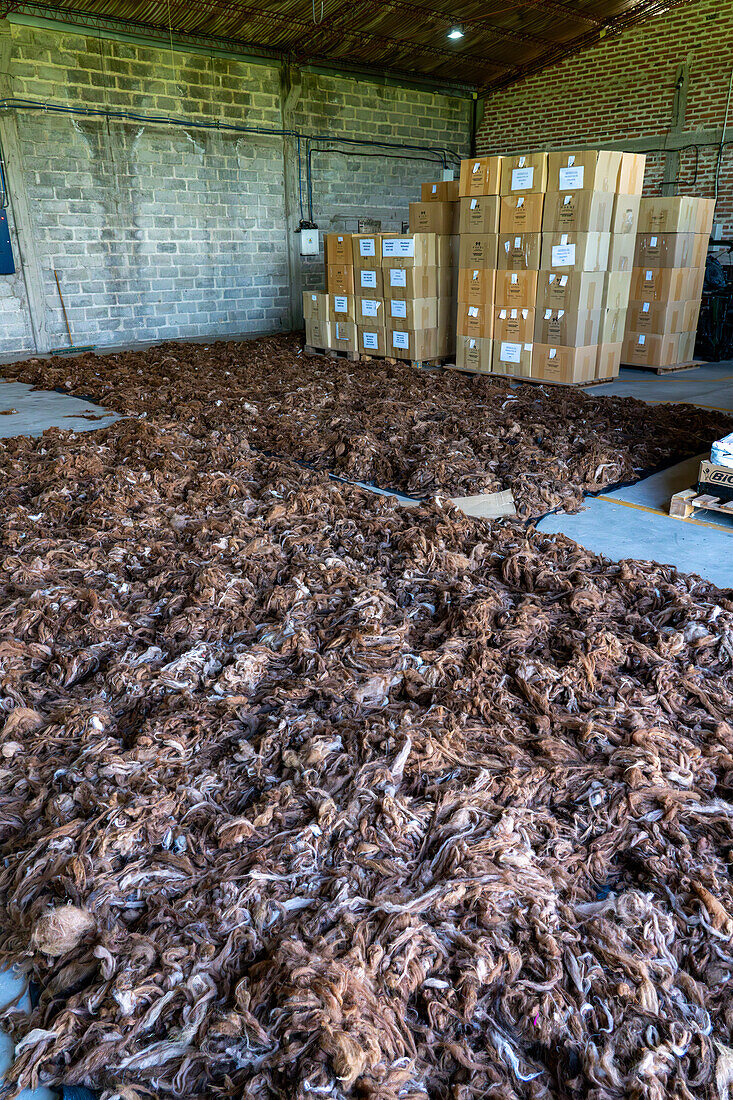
xmin=2 ymin=0 xmax=733 ymax=1098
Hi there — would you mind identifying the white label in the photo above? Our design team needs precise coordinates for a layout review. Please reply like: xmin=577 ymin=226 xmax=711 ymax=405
xmin=361 ymin=270 xmax=377 ymax=288
xmin=391 ymin=300 xmax=407 ymax=318
xmin=557 ymin=309 xmax=565 ymax=318
xmin=645 ymin=270 xmax=653 ymax=280
xmin=517 ymin=197 xmax=524 ymax=208
xmin=390 ymin=269 xmax=407 ymax=287
xmin=549 ymin=348 xmax=557 ymax=359
xmin=468 ymin=306 xmax=479 ymax=317
xmin=504 ymin=241 xmax=510 ymax=253
xmin=471 ymin=198 xmax=479 ymax=209
xmin=511 ymin=166 xmax=534 ymax=190
xmin=431 ymin=184 xmax=437 ymax=193
xmin=383 ymin=237 xmax=415 ymax=257
xmin=544 ymin=308 xmax=552 ymax=319
xmin=500 ymin=341 xmax=522 ymax=363
xmin=334 ymin=295 xmax=348 ymax=312
xmin=561 ymin=234 xmax=569 ymax=245
xmin=558 ymin=165 xmax=584 ymax=189
xmin=392 ymin=331 xmax=410 ymax=350
xmin=511 ymin=274 xmax=518 ymax=284
xmin=359 ymin=238 xmax=376 ymax=257
xmin=650 ymin=236 xmax=657 ymax=247
xmin=560 ymin=276 xmax=568 ymax=286
xmin=568 ymin=155 xmax=575 ymax=166
xmin=519 ymin=156 xmax=526 ymax=168
xmin=337 ymin=236 xmax=344 ymax=242
xmin=472 ymin=161 xmax=480 ymax=173
xmin=642 ymin=301 xmax=650 ymax=313
xmin=514 ymin=236 xmax=521 ymax=248
xmin=548 ymin=274 xmax=556 ymax=284
xmin=311 ymin=294 xmax=318 ymax=301
xmin=563 ymin=195 xmax=572 ymax=206
xmin=469 ymin=339 xmax=477 ymax=348
xmin=335 ymin=323 xmax=347 ymax=339
xmin=524 ymin=343 xmax=532 ymax=351
xmin=361 ymin=299 xmax=380 ymax=317
xmin=551 ymin=243 xmax=576 ymax=266
xmin=510 ymin=309 xmax=518 ymax=319
xmin=363 ymin=331 xmax=380 ymax=350
xmin=499 ymin=309 xmax=507 ymax=319
xmin=638 ymin=335 xmax=646 ymax=345
xmin=472 ymin=270 xmax=479 ymax=280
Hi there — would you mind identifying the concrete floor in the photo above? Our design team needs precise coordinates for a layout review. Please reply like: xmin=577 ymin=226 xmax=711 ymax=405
xmin=0 ymin=380 xmax=117 ymax=438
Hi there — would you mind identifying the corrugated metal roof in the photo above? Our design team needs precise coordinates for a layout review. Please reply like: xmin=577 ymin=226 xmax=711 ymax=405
xmin=1 ymin=0 xmax=696 ymax=90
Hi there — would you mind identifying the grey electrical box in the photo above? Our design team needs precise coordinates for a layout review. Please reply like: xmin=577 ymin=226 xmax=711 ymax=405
xmin=0 ymin=211 xmax=14 ymax=275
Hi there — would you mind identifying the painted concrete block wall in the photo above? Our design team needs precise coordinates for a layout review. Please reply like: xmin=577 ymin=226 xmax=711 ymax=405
xmin=0 ymin=22 xmax=471 ymax=354
xmin=476 ymin=0 xmax=733 ymax=234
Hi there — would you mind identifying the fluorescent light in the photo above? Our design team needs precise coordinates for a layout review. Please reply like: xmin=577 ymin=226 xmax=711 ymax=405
xmin=447 ymin=25 xmax=464 ymax=39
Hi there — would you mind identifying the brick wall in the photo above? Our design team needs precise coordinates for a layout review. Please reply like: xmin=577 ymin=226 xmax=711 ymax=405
xmin=476 ymin=0 xmax=733 ymax=234
xmin=0 ymin=22 xmax=471 ymax=354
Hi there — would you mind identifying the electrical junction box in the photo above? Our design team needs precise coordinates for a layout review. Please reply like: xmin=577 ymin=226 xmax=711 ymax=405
xmin=300 ymin=228 xmax=320 ymax=255
xmin=0 ymin=210 xmax=14 ymax=275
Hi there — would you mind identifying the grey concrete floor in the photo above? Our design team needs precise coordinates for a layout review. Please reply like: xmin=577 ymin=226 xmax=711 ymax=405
xmin=0 ymin=380 xmax=117 ymax=438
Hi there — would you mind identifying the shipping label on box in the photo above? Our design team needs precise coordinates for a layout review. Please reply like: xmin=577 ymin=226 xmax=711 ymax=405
xmin=390 ymin=328 xmax=440 ymax=359
xmin=356 ymin=297 xmax=383 ymax=322
xmin=458 ymin=303 xmax=493 ymax=339
xmin=499 ymin=194 xmax=544 ymax=234
xmin=358 ymin=268 xmax=383 ymax=296
xmin=458 ymin=267 xmax=495 ymax=307
xmin=302 ymin=290 xmax=329 ymax=322
xmin=535 ymin=307 xmax=602 ymax=347
xmin=332 ymin=321 xmax=358 ymax=350
xmin=458 ymin=233 xmax=498 ymax=270
xmin=532 ymin=343 xmax=598 ymax=384
xmin=547 ymin=150 xmax=623 ymax=194
xmin=540 ymin=232 xmax=610 ymax=272
xmin=386 ymin=297 xmax=439 ymax=330
xmin=497 ymin=232 xmax=541 ymax=271
xmin=493 ymin=339 xmax=533 ymax=377
xmin=358 ymin=325 xmax=387 ymax=355
xmin=324 ymin=233 xmax=353 ymax=266
xmin=459 ymin=155 xmax=501 ymax=197
xmin=382 ymin=266 xmax=454 ymax=299
xmin=495 ymin=270 xmax=538 ymax=308
xmin=328 ymin=293 xmax=355 ymax=322
xmin=542 ymin=191 xmax=613 ymax=234
xmin=494 ymin=306 xmax=535 ymax=343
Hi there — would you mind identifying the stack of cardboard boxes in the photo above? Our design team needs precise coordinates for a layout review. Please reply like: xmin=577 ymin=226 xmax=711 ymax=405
xmin=382 ymin=229 xmax=458 ymax=361
xmin=532 ymin=150 xmax=645 ymax=384
xmin=622 ymin=196 xmax=714 ymax=369
xmin=454 ymin=156 xmax=501 ymax=374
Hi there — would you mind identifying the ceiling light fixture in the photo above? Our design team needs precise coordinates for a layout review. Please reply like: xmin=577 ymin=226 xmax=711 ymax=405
xmin=447 ymin=25 xmax=464 ymax=39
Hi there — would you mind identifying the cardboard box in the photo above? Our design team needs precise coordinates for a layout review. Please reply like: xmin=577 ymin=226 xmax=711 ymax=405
xmin=456 ymin=335 xmax=492 ymax=373
xmin=622 ymin=331 xmax=681 ymax=368
xmin=630 ymin=266 xmax=692 ymax=302
xmin=458 ymin=233 xmax=498 ymax=269
xmin=352 ymin=233 xmax=388 ymax=269
xmin=328 ymin=293 xmax=355 ymax=323
xmin=459 ymin=155 xmax=501 ymax=197
xmin=536 ymin=271 xmax=606 ymax=312
xmin=381 ymin=234 xmax=456 ymax=269
xmin=678 ymin=328 xmax=697 ymax=360
xmin=305 ymin=318 xmax=332 ymax=348
xmin=532 ymin=343 xmax=598 ymax=384
xmin=325 ymin=233 xmax=353 ymax=266
xmin=383 ymin=266 xmax=454 ymax=299
xmin=495 ymin=306 xmax=535 ymax=343
xmin=618 ymin=152 xmax=646 ymax=196
xmin=604 ymin=270 xmax=633 ymax=310
xmin=634 ymin=232 xmax=700 ymax=269
xmin=689 ymin=265 xmax=705 ymax=299
xmin=683 ymin=298 xmax=701 ymax=331
xmin=459 ymin=196 xmax=501 ymax=235
xmin=492 ymin=339 xmax=532 ymax=377
xmin=389 ymin=327 xmax=443 ymax=360
xmin=327 ymin=265 xmax=355 ymax=295
xmin=611 ymin=193 xmax=641 ymax=234
xmin=626 ymin=299 xmax=689 ymax=333
xmin=421 ymin=180 xmax=459 ymax=202
xmin=355 ymin=267 xmax=384 ymax=296
xmin=331 ymin=321 xmax=358 ymax=352
xmin=358 ymin=325 xmax=387 ymax=356
xmin=458 ymin=303 xmax=493 ymax=339
xmin=458 ymin=267 xmax=495 ymax=308
xmin=499 ymin=194 xmax=545 ymax=234
xmin=695 ymin=198 xmax=716 ymax=237
xmin=540 ymin=231 xmax=610 ymax=272
xmin=302 ymin=290 xmax=329 ymax=322
xmin=608 ymin=233 xmax=636 ymax=272
xmin=386 ymin=296 xmax=440 ymax=329
xmin=498 ymin=232 xmax=542 ymax=270
xmin=546 ymin=150 xmax=622 ymax=193
xmin=542 ymin=191 xmax=613 ymax=233
xmin=534 ymin=307 xmax=602 ymax=346
xmin=409 ymin=202 xmax=459 ymax=235
xmin=637 ymin=196 xmax=715 ymax=235
xmin=495 ymin=270 xmax=538 ymax=308
xmin=600 ymin=308 xmax=627 ymax=344
xmin=499 ymin=153 xmax=548 ymax=196
xmin=596 ymin=341 xmax=622 ymax=380
xmin=698 ymin=459 xmax=733 ymax=502
xmin=355 ymin=297 xmax=385 ymax=325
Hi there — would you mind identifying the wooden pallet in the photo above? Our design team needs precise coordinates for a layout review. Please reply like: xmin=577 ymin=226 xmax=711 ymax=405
xmin=670 ymin=488 xmax=733 ymax=521
xmin=444 ymin=365 xmax=615 ymax=387
xmin=304 ymin=344 xmax=360 ymax=362
xmin=622 ymin=359 xmax=706 ymax=376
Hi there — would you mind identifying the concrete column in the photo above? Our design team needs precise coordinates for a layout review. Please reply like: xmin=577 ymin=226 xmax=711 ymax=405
xmin=280 ymin=60 xmax=304 ymax=330
xmin=0 ymin=21 xmax=49 ymax=352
